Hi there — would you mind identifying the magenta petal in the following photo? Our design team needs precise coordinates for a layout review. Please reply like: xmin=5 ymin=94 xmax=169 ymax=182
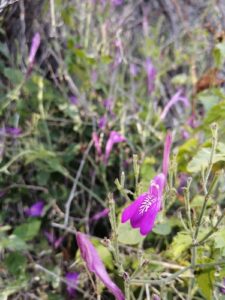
xmin=25 ymin=200 xmax=44 ymax=217
xmin=149 ymin=173 xmax=166 ymax=197
xmin=121 ymin=193 xmax=147 ymax=223
xmin=139 ymin=203 xmax=159 ymax=235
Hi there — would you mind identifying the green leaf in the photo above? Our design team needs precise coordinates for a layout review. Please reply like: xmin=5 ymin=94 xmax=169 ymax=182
xmin=197 ymin=269 xmax=215 ymax=300
xmin=187 ymin=148 xmax=225 ymax=173
xmin=167 ymin=232 xmax=192 ymax=259
xmin=213 ymin=228 xmax=225 ymax=254
xmin=152 ymin=223 xmax=171 ymax=236
xmin=13 ymin=219 xmax=41 ymax=241
xmin=117 ymin=221 xmax=144 ymax=245
xmin=4 ymin=251 xmax=27 ymax=275
xmin=213 ymin=42 xmax=225 ymax=67
xmin=1 ymin=235 xmax=28 ymax=251
xmin=3 ymin=68 xmax=23 ymax=85
xmin=92 ymin=240 xmax=113 ymax=270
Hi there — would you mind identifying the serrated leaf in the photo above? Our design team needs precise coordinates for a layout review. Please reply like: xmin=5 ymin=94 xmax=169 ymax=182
xmin=117 ymin=221 xmax=144 ymax=245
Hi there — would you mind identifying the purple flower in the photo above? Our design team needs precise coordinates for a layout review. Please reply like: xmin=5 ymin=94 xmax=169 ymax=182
xmin=65 ymin=272 xmax=79 ymax=297
xmin=90 ymin=208 xmax=109 ymax=222
xmin=121 ymin=174 xmax=166 ymax=235
xmin=44 ymin=231 xmax=64 ymax=249
xmin=28 ymin=32 xmax=41 ymax=65
xmin=5 ymin=127 xmax=22 ymax=137
xmin=69 ymin=95 xmax=78 ymax=105
xmin=98 ymin=115 xmax=107 ymax=129
xmin=219 ymin=278 xmax=225 ymax=294
xmin=76 ymin=232 xmax=125 ymax=300
xmin=121 ymin=132 xmax=172 ymax=236
xmin=25 ymin=200 xmax=45 ymax=217
xmin=145 ymin=58 xmax=157 ymax=95
xmin=92 ymin=132 xmax=102 ymax=156
xmin=104 ymin=131 xmax=126 ymax=164
xmin=160 ymin=90 xmax=189 ymax=120
xmin=152 ymin=295 xmax=161 ymax=300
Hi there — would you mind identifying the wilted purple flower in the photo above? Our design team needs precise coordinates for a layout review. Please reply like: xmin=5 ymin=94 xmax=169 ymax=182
xmin=145 ymin=58 xmax=157 ymax=95
xmin=28 ymin=33 xmax=41 ymax=65
xmin=44 ymin=231 xmax=64 ymax=249
xmin=25 ymin=200 xmax=45 ymax=217
xmin=5 ymin=127 xmax=22 ymax=137
xmin=160 ymin=90 xmax=189 ymax=120
xmin=98 ymin=116 xmax=107 ymax=129
xmin=121 ymin=132 xmax=172 ymax=235
xmin=92 ymin=132 xmax=102 ymax=156
xmin=76 ymin=232 xmax=125 ymax=300
xmin=90 ymin=208 xmax=109 ymax=222
xmin=104 ymin=131 xmax=126 ymax=164
xmin=69 ymin=95 xmax=78 ymax=105
xmin=65 ymin=272 xmax=79 ymax=297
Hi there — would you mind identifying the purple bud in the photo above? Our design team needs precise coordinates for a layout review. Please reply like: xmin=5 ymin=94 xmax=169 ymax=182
xmin=28 ymin=33 xmax=41 ymax=65
xmin=92 ymin=132 xmax=102 ymax=156
xmin=104 ymin=131 xmax=126 ymax=164
xmin=44 ymin=231 xmax=64 ymax=249
xmin=145 ymin=58 xmax=157 ymax=95
xmin=160 ymin=90 xmax=189 ymax=120
xmin=98 ymin=116 xmax=107 ymax=129
xmin=90 ymin=208 xmax=109 ymax=222
xmin=69 ymin=95 xmax=78 ymax=105
xmin=25 ymin=200 xmax=45 ymax=217
xmin=65 ymin=272 xmax=79 ymax=297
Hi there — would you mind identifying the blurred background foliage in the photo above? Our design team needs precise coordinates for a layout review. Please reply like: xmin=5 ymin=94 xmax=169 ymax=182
xmin=0 ymin=0 xmax=225 ymax=299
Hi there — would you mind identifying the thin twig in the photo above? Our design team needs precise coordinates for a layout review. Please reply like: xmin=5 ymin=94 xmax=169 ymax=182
xmin=64 ymin=140 xmax=93 ymax=226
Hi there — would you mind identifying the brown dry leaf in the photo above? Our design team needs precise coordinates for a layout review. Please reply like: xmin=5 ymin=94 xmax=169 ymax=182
xmin=195 ymin=68 xmax=225 ymax=93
